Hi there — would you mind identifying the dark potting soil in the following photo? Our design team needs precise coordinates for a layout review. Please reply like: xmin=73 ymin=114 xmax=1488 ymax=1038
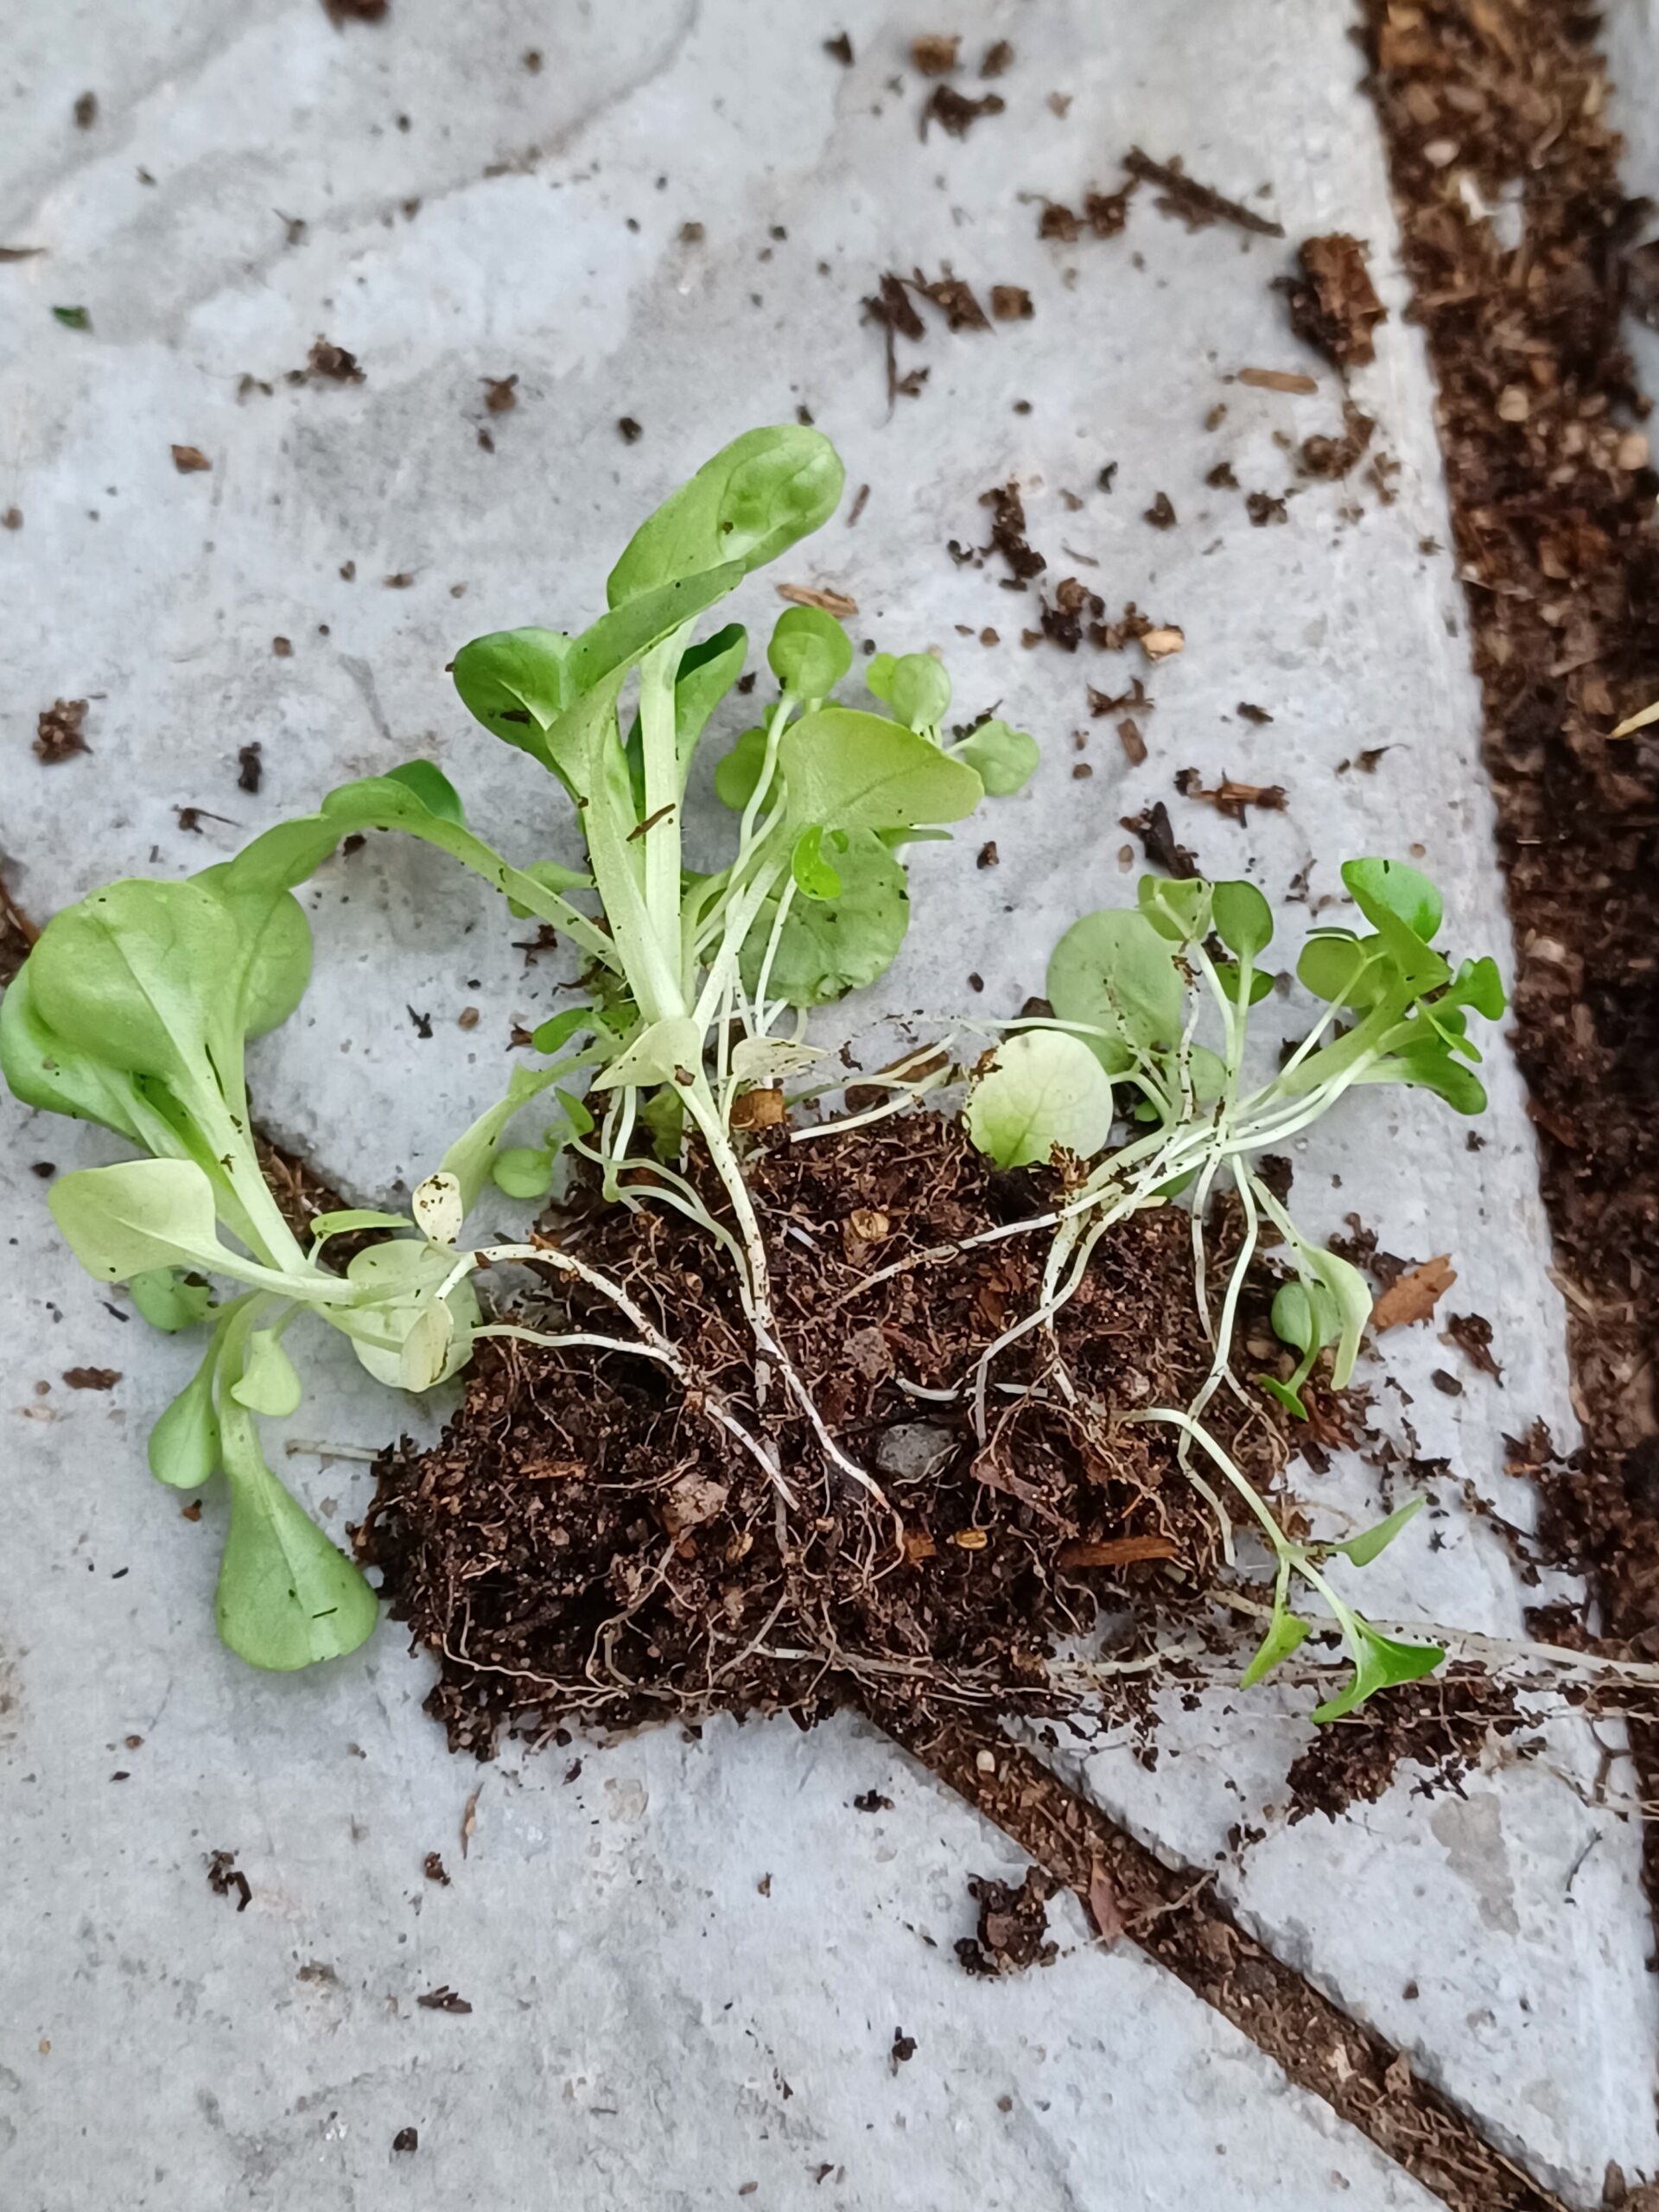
xmin=1363 ymin=2 xmax=1659 ymax=1891
xmin=361 ymin=1113 xmax=1294 ymax=1758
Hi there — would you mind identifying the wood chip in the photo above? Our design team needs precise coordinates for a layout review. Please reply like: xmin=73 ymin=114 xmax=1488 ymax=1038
xmin=1371 ymin=1255 xmax=1457 ymax=1332
xmin=912 ymin=34 xmax=960 ymax=74
xmin=1086 ymin=1858 xmax=1127 ymax=1944
xmin=460 ymin=1785 xmax=480 ymax=1858
xmin=776 ymin=582 xmax=857 ymax=618
xmin=170 ymin=444 xmax=212 ymax=473
xmin=1056 ymin=1535 xmax=1178 ymax=1568
xmin=1140 ymin=626 xmax=1185 ymax=661
xmin=1236 ymin=367 xmax=1319 ymax=394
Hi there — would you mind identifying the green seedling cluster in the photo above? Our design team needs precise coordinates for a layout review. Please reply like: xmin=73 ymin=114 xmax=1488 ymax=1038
xmin=957 ymin=859 xmax=1504 ymax=1713
xmin=3 ymin=423 xmax=1504 ymax=1725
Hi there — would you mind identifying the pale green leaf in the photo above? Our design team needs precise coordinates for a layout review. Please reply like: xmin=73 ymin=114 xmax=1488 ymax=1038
xmin=963 ymin=1031 xmax=1115 ymax=1170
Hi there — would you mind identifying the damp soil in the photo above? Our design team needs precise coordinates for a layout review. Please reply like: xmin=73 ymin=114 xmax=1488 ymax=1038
xmin=1362 ymin=0 xmax=1659 ymax=1897
xmin=361 ymin=1112 xmax=1295 ymax=1758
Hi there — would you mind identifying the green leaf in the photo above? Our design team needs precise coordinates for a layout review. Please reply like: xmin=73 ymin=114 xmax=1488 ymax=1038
xmin=1215 ymin=960 xmax=1274 ymax=1007
xmin=25 ymin=878 xmax=232 ymax=1085
xmin=341 ymin=1241 xmax=480 ymax=1389
xmin=791 ymin=824 xmax=843 ymax=900
xmin=1302 ymin=1243 xmax=1373 ymax=1388
xmin=385 ymin=758 xmax=466 ymax=821
xmin=1257 ymin=1375 xmax=1309 ymax=1421
xmin=1342 ymin=857 xmax=1441 ymax=942
xmin=1445 ymin=955 xmax=1505 ymax=1021
xmin=439 ymin=1059 xmax=575 ymax=1211
xmin=492 ymin=1145 xmax=556 ymax=1199
xmin=781 ymin=707 xmax=983 ymax=833
xmin=591 ymin=1014 xmax=702 ymax=1090
xmin=769 ymin=606 xmax=851 ymax=699
xmin=53 ymin=304 xmax=90 ymax=329
xmin=450 ymin=626 xmax=575 ymax=763
xmin=1311 ymin=1620 xmax=1443 ymax=1724
xmin=556 ymin=1086 xmax=595 ymax=1138
xmin=1297 ymin=931 xmax=1389 ymax=1008
xmin=49 ymin=1159 xmax=261 ymax=1286
xmin=639 ymin=1083 xmax=686 ymax=1163
xmin=215 ymin=1411 xmax=379 ymax=1670
xmin=307 ymin=1208 xmax=412 ymax=1246
xmin=1270 ymin=1280 xmax=1338 ymax=1357
xmin=1211 ymin=880 xmax=1273 ymax=962
xmin=672 ymin=623 xmax=749 ymax=764
xmin=1332 ymin=1495 xmax=1425 ymax=1568
xmin=950 ymin=718 xmax=1039 ymax=797
xmin=410 ymin=1171 xmax=464 ymax=1247
xmin=1046 ymin=908 xmax=1185 ymax=1075
xmin=606 ymin=425 xmax=843 ymax=607
xmin=1239 ymin=1604 xmax=1311 ymax=1688
xmin=1340 ymin=859 xmax=1448 ymax=990
xmin=531 ymin=1007 xmax=594 ymax=1056
xmin=0 ymin=961 xmax=153 ymax=1144
xmin=1136 ymin=874 xmax=1213 ymax=944
xmin=149 ymin=1353 xmax=222 ymax=1489
xmin=739 ymin=830 xmax=910 ymax=1007
xmin=714 ymin=726 xmax=771 ymax=811
xmin=870 ymin=652 xmax=950 ymax=732
xmin=1357 ymin=1038 xmax=1488 ymax=1116
xmin=130 ymin=1267 xmax=214 ymax=1332
xmin=230 ymin=1328 xmax=302 ymax=1417
xmin=963 ymin=1031 xmax=1115 ymax=1170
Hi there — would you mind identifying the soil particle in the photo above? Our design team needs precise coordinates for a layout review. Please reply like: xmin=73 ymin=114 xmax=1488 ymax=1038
xmin=237 ymin=742 xmax=263 ymax=794
xmin=956 ymin=1867 xmax=1058 ymax=1975
xmin=889 ymin=2028 xmax=917 ymax=2069
xmin=923 ymin=86 xmax=1004 ymax=139
xmin=823 ymin=32 xmax=853 ymax=67
xmin=322 ymin=0 xmax=389 ymax=23
xmin=1142 ymin=492 xmax=1177 ymax=530
xmin=392 ymin=2128 xmax=418 ymax=2154
xmin=989 ymin=284 xmax=1032 ymax=321
xmin=416 ymin=1986 xmax=472 ymax=2014
xmin=1122 ymin=148 xmax=1284 ymax=238
xmin=1444 ymin=1312 xmax=1501 ymax=1382
xmin=911 ymin=35 xmax=960 ymax=75
xmin=73 ymin=92 xmax=97 ymax=129
xmin=1300 ymin=403 xmax=1376 ymax=480
xmin=1244 ymin=490 xmax=1288 ymax=526
xmin=1236 ymin=365 xmax=1318 ymax=395
xmin=61 ymin=1368 xmax=119 ymax=1390
xmin=1205 ymin=461 xmax=1239 ymax=490
xmin=423 ymin=1852 xmax=450 ymax=1885
xmin=1287 ymin=1675 xmax=1529 ymax=1821
xmin=169 ymin=445 xmax=212 ymax=474
xmin=1037 ymin=186 xmax=1135 ymax=245
xmin=206 ymin=1850 xmax=251 ymax=1911
xmin=300 ymin=337 xmax=365 ymax=384
xmin=1119 ymin=801 xmax=1198 ymax=879
xmin=976 ymin=480 xmax=1046 ymax=583
xmin=35 ymin=697 xmax=89 ymax=763
xmin=1236 ymin=702 xmax=1273 ymax=725
xmin=1280 ymin=233 xmax=1387 ymax=367
xmin=980 ymin=40 xmax=1013 ymax=78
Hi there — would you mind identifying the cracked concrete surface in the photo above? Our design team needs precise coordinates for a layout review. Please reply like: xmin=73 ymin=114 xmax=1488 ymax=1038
xmin=3 ymin=2 xmax=1656 ymax=2205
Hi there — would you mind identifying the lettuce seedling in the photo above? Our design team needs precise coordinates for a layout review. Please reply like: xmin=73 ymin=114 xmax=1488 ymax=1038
xmin=3 ymin=426 xmax=1034 ymax=1666
xmin=959 ymin=856 xmax=1505 ymax=1717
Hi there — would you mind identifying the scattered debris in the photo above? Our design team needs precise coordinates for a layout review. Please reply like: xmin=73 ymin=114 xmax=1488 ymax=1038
xmin=416 ymin=1986 xmax=473 ymax=2014
xmin=976 ymin=480 xmax=1046 ymax=582
xmin=35 ymin=697 xmax=90 ymax=764
xmin=423 ymin=1852 xmax=450 ymax=1885
xmin=823 ymin=31 xmax=854 ymax=66
xmin=73 ymin=91 xmax=98 ymax=130
xmin=956 ymin=1868 xmax=1058 ymax=1976
xmin=392 ymin=2128 xmax=419 ymax=2154
xmin=1281 ymin=233 xmax=1387 ymax=368
xmin=482 ymin=374 xmax=518 ymax=414
xmin=617 ymin=416 xmax=642 ymax=443
xmin=1245 ymin=491 xmax=1288 ymax=526
xmin=1236 ymin=366 xmax=1318 ymax=394
xmin=1037 ymin=186 xmax=1135 ymax=244
xmin=0 ymin=245 xmax=45 ymax=262
xmin=52 ymin=305 xmax=90 ymax=330
xmin=169 ymin=444 xmax=212 ymax=474
xmin=1300 ymin=403 xmax=1376 ymax=479
xmin=911 ymin=34 xmax=960 ymax=74
xmin=1143 ymin=492 xmax=1177 ymax=529
xmin=1085 ymin=1859 xmax=1127 ymax=1944
xmin=1236 ymin=702 xmax=1273 ymax=725
xmin=1371 ymin=1255 xmax=1456 ymax=1332
xmin=776 ymin=582 xmax=858 ymax=619
xmin=923 ymin=85 xmax=1005 ymax=139
xmin=1444 ymin=1313 xmax=1501 ymax=1382
xmin=990 ymin=284 xmax=1033 ymax=321
xmin=1206 ymin=461 xmax=1239 ymax=489
xmin=1117 ymin=718 xmax=1147 ymax=766
xmin=207 ymin=1849 xmax=251 ymax=1911
xmin=1123 ymin=148 xmax=1283 ymax=238
xmin=981 ymin=39 xmax=1013 ymax=77
xmin=323 ymin=0 xmax=390 ymax=23
xmin=62 ymin=1367 xmax=120 ymax=1390
xmin=890 ymin=2027 xmax=918 ymax=2069
xmin=296 ymin=336 xmax=365 ymax=385
xmin=1121 ymin=801 xmax=1197 ymax=879
xmin=1140 ymin=626 xmax=1185 ymax=662
xmin=1173 ymin=770 xmax=1287 ymax=823
xmin=238 ymin=743 xmax=264 ymax=794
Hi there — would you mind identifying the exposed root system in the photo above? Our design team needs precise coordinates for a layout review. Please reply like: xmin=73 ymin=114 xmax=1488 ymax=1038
xmin=362 ymin=1114 xmax=1293 ymax=1756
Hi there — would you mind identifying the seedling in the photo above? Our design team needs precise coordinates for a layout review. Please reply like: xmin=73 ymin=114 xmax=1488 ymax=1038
xmin=957 ymin=857 xmax=1506 ymax=1712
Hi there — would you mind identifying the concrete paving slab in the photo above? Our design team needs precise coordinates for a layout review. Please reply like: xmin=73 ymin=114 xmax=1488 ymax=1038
xmin=2 ymin=2 xmax=1653 ymax=2204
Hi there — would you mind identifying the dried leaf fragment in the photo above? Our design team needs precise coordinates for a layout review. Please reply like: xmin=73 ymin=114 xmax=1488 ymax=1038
xmin=170 ymin=444 xmax=212 ymax=474
xmin=1371 ymin=1255 xmax=1456 ymax=1332
xmin=776 ymin=582 xmax=858 ymax=618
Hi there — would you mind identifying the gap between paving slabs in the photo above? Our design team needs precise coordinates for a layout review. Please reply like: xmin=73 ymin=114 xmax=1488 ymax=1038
xmin=1361 ymin=0 xmax=1659 ymax=1973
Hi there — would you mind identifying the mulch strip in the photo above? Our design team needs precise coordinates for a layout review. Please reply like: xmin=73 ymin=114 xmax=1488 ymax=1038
xmin=885 ymin=1708 xmax=1571 ymax=2212
xmin=1362 ymin=0 xmax=1659 ymax=1910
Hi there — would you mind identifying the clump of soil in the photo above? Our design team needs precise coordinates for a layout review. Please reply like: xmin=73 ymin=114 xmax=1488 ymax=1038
xmin=362 ymin=1115 xmax=1291 ymax=1757
xmin=1286 ymin=1671 xmax=1530 ymax=1822
xmin=956 ymin=1866 xmax=1058 ymax=1974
